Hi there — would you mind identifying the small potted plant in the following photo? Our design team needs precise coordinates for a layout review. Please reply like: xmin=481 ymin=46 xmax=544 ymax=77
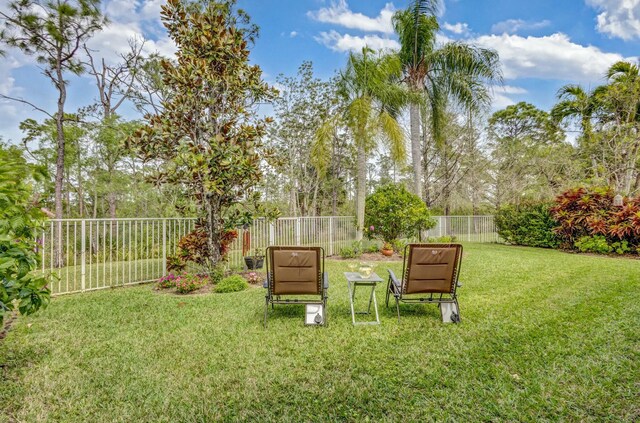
xmin=244 ymin=248 xmax=264 ymax=270
xmin=381 ymin=242 xmax=394 ymax=257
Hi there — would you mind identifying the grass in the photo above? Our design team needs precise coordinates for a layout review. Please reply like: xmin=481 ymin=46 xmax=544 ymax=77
xmin=1 ymin=243 xmax=639 ymax=421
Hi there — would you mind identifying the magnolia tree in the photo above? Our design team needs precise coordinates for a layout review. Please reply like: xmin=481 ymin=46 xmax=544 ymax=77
xmin=130 ymin=0 xmax=276 ymax=268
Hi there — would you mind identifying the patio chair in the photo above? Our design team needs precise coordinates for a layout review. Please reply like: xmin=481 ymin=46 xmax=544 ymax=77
xmin=263 ymin=246 xmax=329 ymax=327
xmin=386 ymin=243 xmax=463 ymax=323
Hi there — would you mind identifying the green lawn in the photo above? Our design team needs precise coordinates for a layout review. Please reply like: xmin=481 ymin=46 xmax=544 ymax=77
xmin=1 ymin=244 xmax=639 ymax=421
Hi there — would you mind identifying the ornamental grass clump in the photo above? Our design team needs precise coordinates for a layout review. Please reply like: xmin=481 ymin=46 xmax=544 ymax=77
xmin=175 ymin=274 xmax=209 ymax=294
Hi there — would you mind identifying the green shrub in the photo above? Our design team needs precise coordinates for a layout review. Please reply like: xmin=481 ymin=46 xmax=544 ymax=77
xmin=574 ymin=236 xmax=612 ymax=254
xmin=611 ymin=240 xmax=631 ymax=255
xmin=175 ymin=273 xmax=209 ymax=294
xmin=340 ymin=241 xmax=363 ymax=259
xmin=0 ymin=149 xmax=50 ymax=324
xmin=574 ymin=236 xmax=632 ymax=255
xmin=363 ymin=241 xmax=381 ymax=253
xmin=215 ymin=275 xmax=248 ymax=293
xmin=364 ymin=184 xmax=435 ymax=244
xmin=495 ymin=202 xmax=560 ymax=248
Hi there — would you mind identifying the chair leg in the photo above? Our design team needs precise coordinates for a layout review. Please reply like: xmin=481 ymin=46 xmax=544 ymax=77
xmin=395 ymin=297 xmax=401 ymax=323
xmin=385 ymin=279 xmax=391 ymax=307
xmin=452 ymin=298 xmax=461 ymax=323
xmin=264 ymin=297 xmax=269 ymax=328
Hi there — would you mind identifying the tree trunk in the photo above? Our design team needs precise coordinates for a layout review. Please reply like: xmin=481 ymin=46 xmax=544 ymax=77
xmin=204 ymin=193 xmax=222 ymax=269
xmin=409 ymin=102 xmax=422 ymax=199
xmin=355 ymin=143 xmax=366 ymax=241
xmin=53 ymin=62 xmax=66 ymax=268
xmin=108 ymin=192 xmax=117 ymax=219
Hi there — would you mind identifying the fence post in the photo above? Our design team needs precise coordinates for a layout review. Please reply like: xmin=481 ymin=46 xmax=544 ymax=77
xmin=80 ymin=220 xmax=86 ymax=292
xmin=439 ymin=216 xmax=443 ymax=237
xmin=162 ymin=219 xmax=167 ymax=276
xmin=269 ymin=222 xmax=275 ymax=245
xmin=328 ymin=217 xmax=334 ymax=256
xmin=468 ymin=216 xmax=472 ymax=242
xmin=296 ymin=218 xmax=301 ymax=245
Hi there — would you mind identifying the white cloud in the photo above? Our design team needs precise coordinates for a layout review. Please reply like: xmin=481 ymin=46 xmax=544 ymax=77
xmin=290 ymin=31 xmax=298 ymax=38
xmin=586 ymin=0 xmax=640 ymax=40
xmin=489 ymin=85 xmax=527 ymax=109
xmin=308 ymin=0 xmax=396 ymax=34
xmin=86 ymin=1 xmax=177 ymax=65
xmin=443 ymin=22 xmax=469 ymax=35
xmin=474 ymin=32 xmax=633 ymax=82
xmin=315 ymin=30 xmax=400 ymax=52
xmin=491 ymin=19 xmax=551 ymax=34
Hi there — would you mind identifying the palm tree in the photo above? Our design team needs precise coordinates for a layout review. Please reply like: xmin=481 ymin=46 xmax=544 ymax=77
xmin=551 ymin=84 xmax=598 ymax=177
xmin=600 ymin=61 xmax=640 ymax=193
xmin=393 ymin=0 xmax=501 ymax=200
xmin=314 ymin=48 xmax=407 ymax=240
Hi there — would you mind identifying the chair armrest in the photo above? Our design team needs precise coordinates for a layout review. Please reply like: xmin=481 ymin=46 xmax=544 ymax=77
xmin=387 ymin=269 xmax=401 ymax=288
xmin=323 ymin=272 xmax=329 ymax=289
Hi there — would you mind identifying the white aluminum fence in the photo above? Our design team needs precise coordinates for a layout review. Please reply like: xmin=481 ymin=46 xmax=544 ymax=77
xmin=425 ymin=215 xmax=499 ymax=243
xmin=39 ymin=215 xmax=496 ymax=296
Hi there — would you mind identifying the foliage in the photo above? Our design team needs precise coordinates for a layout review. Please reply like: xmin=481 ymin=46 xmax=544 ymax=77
xmin=495 ymin=202 xmax=560 ymax=248
xmin=175 ymin=273 xmax=209 ymax=294
xmin=573 ymin=236 xmax=631 ymax=255
xmin=339 ymin=242 xmax=362 ymax=259
xmin=209 ymin=265 xmax=226 ymax=286
xmin=156 ymin=274 xmax=178 ymax=289
xmin=550 ymin=187 xmax=640 ymax=252
xmin=364 ymin=183 xmax=435 ymax=244
xmin=316 ymin=48 xmax=408 ymax=239
xmin=215 ymin=275 xmax=248 ymax=293
xmin=168 ymin=226 xmax=238 ymax=273
xmin=0 ymin=146 xmax=50 ymax=324
xmin=129 ymin=0 xmax=275 ymax=267
xmin=393 ymin=0 xmax=501 ymax=199
xmin=489 ymin=102 xmax=577 ymax=206
xmin=552 ymin=61 xmax=640 ymax=195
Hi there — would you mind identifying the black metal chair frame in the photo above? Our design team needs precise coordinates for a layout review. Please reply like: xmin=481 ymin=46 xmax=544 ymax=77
xmin=386 ymin=243 xmax=463 ymax=323
xmin=263 ymin=246 xmax=329 ymax=327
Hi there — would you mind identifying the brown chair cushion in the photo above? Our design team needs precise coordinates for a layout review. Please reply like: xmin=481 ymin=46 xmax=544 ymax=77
xmin=271 ymin=249 xmax=320 ymax=295
xmin=405 ymin=246 xmax=458 ymax=294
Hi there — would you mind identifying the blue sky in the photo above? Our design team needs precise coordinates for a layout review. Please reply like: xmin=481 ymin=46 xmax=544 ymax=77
xmin=1 ymin=0 xmax=639 ymax=144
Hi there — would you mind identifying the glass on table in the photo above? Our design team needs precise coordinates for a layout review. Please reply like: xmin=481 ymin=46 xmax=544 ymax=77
xmin=358 ymin=262 xmax=373 ymax=278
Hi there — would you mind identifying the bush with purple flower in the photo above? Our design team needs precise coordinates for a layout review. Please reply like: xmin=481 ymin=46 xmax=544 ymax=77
xmin=157 ymin=273 xmax=178 ymax=289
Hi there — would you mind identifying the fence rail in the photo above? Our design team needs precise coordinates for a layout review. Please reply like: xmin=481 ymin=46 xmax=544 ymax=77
xmin=39 ymin=215 xmax=497 ymax=296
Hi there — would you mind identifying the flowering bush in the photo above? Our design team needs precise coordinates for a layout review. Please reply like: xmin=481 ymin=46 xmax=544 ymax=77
xmin=157 ymin=273 xmax=178 ymax=289
xmin=245 ymin=272 xmax=261 ymax=285
xmin=175 ymin=273 xmax=209 ymax=294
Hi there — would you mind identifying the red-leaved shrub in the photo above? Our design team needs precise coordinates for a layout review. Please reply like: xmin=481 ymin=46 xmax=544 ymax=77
xmin=550 ymin=187 xmax=640 ymax=252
